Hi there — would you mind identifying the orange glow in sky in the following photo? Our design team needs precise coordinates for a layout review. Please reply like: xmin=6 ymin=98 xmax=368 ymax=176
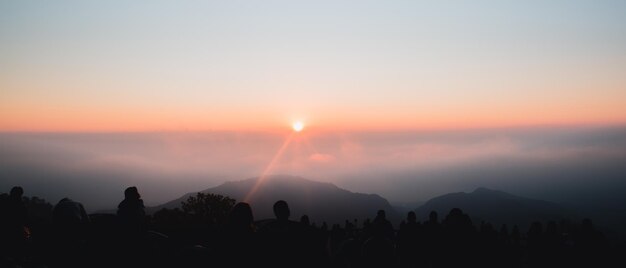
xmin=292 ymin=121 xmax=304 ymax=132
xmin=1 ymin=1 xmax=626 ymax=132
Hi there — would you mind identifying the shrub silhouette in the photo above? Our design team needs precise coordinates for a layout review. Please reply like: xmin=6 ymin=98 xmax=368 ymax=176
xmin=181 ymin=192 xmax=235 ymax=225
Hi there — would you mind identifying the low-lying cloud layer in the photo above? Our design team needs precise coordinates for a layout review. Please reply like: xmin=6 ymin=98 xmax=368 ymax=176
xmin=1 ymin=126 xmax=625 ymax=213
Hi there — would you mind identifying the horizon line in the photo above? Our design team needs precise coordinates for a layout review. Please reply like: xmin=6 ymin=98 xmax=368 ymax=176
xmin=1 ymin=121 xmax=625 ymax=134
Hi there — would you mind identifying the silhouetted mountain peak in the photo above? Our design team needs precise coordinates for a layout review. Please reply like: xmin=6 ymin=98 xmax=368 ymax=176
xmin=219 ymin=175 xmax=339 ymax=190
xmin=472 ymin=187 xmax=496 ymax=194
xmin=417 ymin=188 xmax=571 ymax=229
xmin=151 ymin=175 xmax=397 ymax=225
xmin=471 ymin=187 xmax=520 ymax=199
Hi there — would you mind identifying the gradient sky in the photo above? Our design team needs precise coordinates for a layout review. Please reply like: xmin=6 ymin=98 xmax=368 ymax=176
xmin=2 ymin=0 xmax=625 ymax=131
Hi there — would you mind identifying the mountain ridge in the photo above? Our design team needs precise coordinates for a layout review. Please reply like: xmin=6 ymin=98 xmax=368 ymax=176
xmin=149 ymin=175 xmax=398 ymax=225
xmin=416 ymin=187 xmax=572 ymax=229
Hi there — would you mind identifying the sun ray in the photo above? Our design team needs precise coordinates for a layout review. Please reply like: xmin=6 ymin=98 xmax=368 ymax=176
xmin=303 ymin=138 xmax=320 ymax=155
xmin=244 ymin=132 xmax=296 ymax=202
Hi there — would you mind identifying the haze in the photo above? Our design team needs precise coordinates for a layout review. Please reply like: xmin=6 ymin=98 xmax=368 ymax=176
xmin=1 ymin=126 xmax=625 ymax=212
xmin=1 ymin=1 xmax=626 ymax=215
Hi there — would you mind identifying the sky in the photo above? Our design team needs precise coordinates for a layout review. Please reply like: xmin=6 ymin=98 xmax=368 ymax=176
xmin=2 ymin=126 xmax=626 ymax=212
xmin=1 ymin=0 xmax=626 ymax=132
xmin=1 ymin=1 xmax=626 ymax=221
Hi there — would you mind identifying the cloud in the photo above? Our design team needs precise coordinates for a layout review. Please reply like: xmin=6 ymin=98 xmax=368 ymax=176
xmin=309 ymin=153 xmax=336 ymax=163
xmin=1 ymin=126 xmax=626 ymax=211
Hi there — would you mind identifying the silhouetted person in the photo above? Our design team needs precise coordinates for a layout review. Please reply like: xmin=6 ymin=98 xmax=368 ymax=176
xmin=527 ymin=221 xmax=544 ymax=247
xmin=228 ymin=202 xmax=254 ymax=231
xmin=117 ymin=186 xmax=146 ymax=233
xmin=422 ymin=210 xmax=443 ymax=267
xmin=300 ymin=215 xmax=310 ymax=226
xmin=52 ymin=197 xmax=89 ymax=241
xmin=371 ymin=209 xmax=394 ymax=240
xmin=258 ymin=200 xmax=310 ymax=268
xmin=499 ymin=224 xmax=509 ymax=242
xmin=329 ymin=223 xmax=347 ymax=257
xmin=361 ymin=209 xmax=397 ymax=267
xmin=442 ymin=208 xmax=476 ymax=267
xmin=113 ymin=187 xmax=148 ymax=267
xmin=51 ymin=198 xmax=90 ymax=267
xmin=4 ymin=186 xmax=28 ymax=230
xmin=574 ymin=218 xmax=607 ymax=267
xmin=1 ymin=186 xmax=28 ymax=260
xmin=545 ymin=221 xmax=561 ymax=247
xmin=274 ymin=200 xmax=290 ymax=221
xmin=407 ymin=211 xmax=417 ymax=224
xmin=217 ymin=202 xmax=257 ymax=266
xmin=397 ymin=211 xmax=420 ymax=268
xmin=526 ymin=221 xmax=549 ymax=267
xmin=362 ymin=234 xmax=397 ymax=268
xmin=510 ymin=225 xmax=521 ymax=245
xmin=362 ymin=210 xmax=396 ymax=268
xmin=478 ymin=222 xmax=500 ymax=267
xmin=53 ymin=198 xmax=89 ymax=226
xmin=540 ymin=221 xmax=564 ymax=267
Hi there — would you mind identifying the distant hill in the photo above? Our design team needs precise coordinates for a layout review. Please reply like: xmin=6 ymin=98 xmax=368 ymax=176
xmin=416 ymin=187 xmax=572 ymax=229
xmin=150 ymin=175 xmax=398 ymax=225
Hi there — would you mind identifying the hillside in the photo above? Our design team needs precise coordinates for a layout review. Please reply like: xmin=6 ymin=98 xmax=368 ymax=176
xmin=150 ymin=175 xmax=398 ymax=225
xmin=416 ymin=187 xmax=571 ymax=229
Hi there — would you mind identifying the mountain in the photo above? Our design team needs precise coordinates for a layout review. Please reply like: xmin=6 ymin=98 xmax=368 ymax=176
xmin=150 ymin=175 xmax=398 ymax=225
xmin=415 ymin=187 xmax=572 ymax=229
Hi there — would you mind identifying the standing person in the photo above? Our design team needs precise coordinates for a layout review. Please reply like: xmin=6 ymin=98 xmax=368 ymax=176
xmin=53 ymin=198 xmax=90 ymax=226
xmin=114 ymin=187 xmax=147 ymax=267
xmin=117 ymin=186 xmax=146 ymax=234
xmin=51 ymin=197 xmax=90 ymax=267
xmin=217 ymin=202 xmax=257 ymax=266
xmin=258 ymin=200 xmax=308 ymax=268
xmin=0 ymin=186 xmax=29 ymax=262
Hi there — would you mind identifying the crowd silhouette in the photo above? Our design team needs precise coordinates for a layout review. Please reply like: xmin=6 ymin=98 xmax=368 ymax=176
xmin=0 ymin=186 xmax=621 ymax=268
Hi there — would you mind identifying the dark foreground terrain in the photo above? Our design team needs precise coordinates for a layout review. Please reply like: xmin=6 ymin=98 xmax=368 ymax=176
xmin=1 ymin=185 xmax=624 ymax=268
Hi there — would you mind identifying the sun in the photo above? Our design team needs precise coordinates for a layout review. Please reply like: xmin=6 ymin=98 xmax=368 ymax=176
xmin=292 ymin=121 xmax=304 ymax=132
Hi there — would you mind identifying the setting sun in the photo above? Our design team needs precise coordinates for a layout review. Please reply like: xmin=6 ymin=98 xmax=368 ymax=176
xmin=292 ymin=121 xmax=304 ymax=132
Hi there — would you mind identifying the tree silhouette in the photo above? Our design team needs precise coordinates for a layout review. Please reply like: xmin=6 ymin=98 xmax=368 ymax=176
xmin=25 ymin=196 xmax=53 ymax=221
xmin=181 ymin=193 xmax=235 ymax=225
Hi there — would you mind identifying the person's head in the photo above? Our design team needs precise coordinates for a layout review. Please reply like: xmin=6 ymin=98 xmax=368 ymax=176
xmin=407 ymin=211 xmax=417 ymax=223
xmin=300 ymin=215 xmax=310 ymax=226
xmin=229 ymin=202 xmax=253 ymax=227
xmin=10 ymin=186 xmax=23 ymax=199
xmin=582 ymin=218 xmax=593 ymax=232
xmin=376 ymin=210 xmax=386 ymax=220
xmin=273 ymin=200 xmax=290 ymax=221
xmin=449 ymin=208 xmax=462 ymax=217
xmin=546 ymin=221 xmax=557 ymax=234
xmin=124 ymin=186 xmax=140 ymax=200
xmin=529 ymin=221 xmax=543 ymax=235
xmin=429 ymin=211 xmax=438 ymax=223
